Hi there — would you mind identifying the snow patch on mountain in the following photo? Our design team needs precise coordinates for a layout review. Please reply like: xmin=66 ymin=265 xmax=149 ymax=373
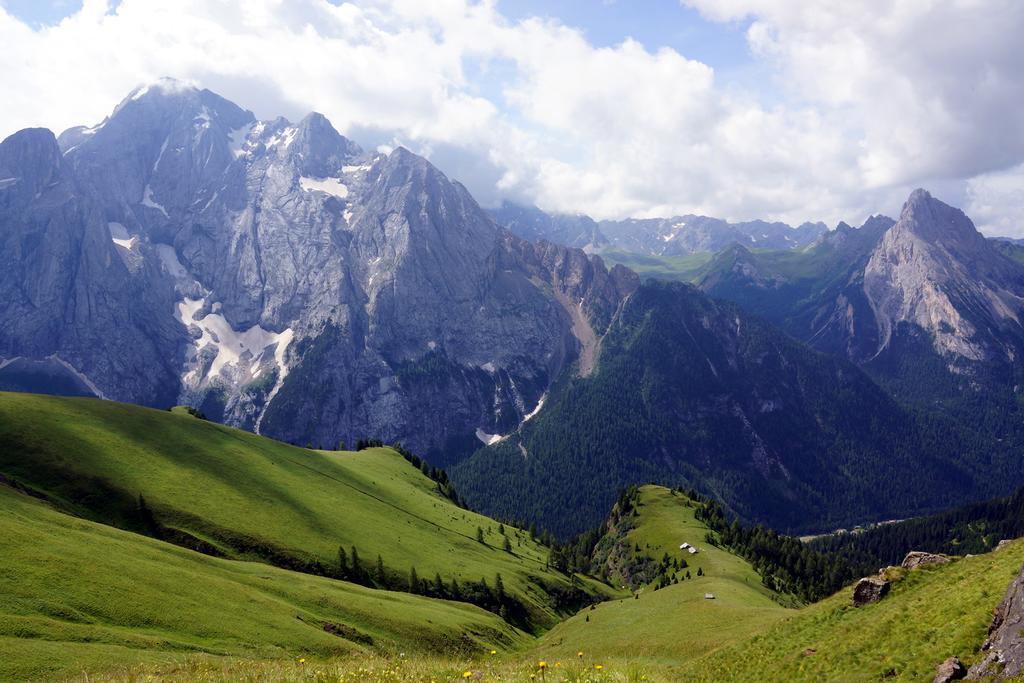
xmin=155 ymin=244 xmax=189 ymax=280
xmin=300 ymin=176 xmax=349 ymax=198
xmin=266 ymin=126 xmax=297 ymax=150
xmin=107 ymin=222 xmax=135 ymax=250
xmin=228 ymin=122 xmax=255 ymax=158
xmin=141 ymin=184 xmax=169 ymax=217
xmin=176 ymin=297 xmax=293 ymax=382
xmin=254 ymin=327 xmax=295 ymax=435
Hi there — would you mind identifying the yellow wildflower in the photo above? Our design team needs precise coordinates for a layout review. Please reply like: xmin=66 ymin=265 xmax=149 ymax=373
xmin=538 ymin=661 xmax=547 ymax=669
xmin=595 ymin=664 xmax=604 ymax=670
xmin=577 ymin=651 xmax=584 ymax=658
xmin=463 ymin=671 xmax=473 ymax=679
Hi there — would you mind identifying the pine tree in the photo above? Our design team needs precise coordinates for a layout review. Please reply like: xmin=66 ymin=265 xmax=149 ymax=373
xmin=350 ymin=546 xmax=362 ymax=582
xmin=498 ymin=523 xmax=505 ymax=535
xmin=409 ymin=566 xmax=420 ymax=593
xmin=494 ymin=573 xmax=505 ymax=602
xmin=697 ymin=567 xmax=704 ymax=576
xmin=449 ymin=577 xmax=461 ymax=599
xmin=503 ymin=536 xmax=513 ymax=553
xmin=433 ymin=572 xmax=445 ymax=596
xmin=337 ymin=546 xmax=348 ymax=576
xmin=375 ymin=554 xmax=386 ymax=585
xmin=476 ymin=526 xmax=485 ymax=543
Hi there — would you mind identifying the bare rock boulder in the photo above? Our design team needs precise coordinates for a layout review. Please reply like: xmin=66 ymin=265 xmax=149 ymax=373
xmin=853 ymin=577 xmax=890 ymax=607
xmin=902 ymin=551 xmax=952 ymax=570
xmin=934 ymin=656 xmax=966 ymax=683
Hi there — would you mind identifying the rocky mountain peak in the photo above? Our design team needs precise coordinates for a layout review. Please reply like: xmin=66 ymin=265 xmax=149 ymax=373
xmin=292 ymin=112 xmax=362 ymax=176
xmin=0 ymin=128 xmax=63 ymax=203
xmin=864 ymin=189 xmax=1024 ymax=362
xmin=893 ymin=188 xmax=988 ymax=253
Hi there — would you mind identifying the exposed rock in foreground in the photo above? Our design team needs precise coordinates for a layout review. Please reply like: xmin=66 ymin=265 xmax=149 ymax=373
xmin=852 ymin=577 xmax=890 ymax=607
xmin=967 ymin=565 xmax=1024 ymax=679
xmin=934 ymin=656 xmax=966 ymax=683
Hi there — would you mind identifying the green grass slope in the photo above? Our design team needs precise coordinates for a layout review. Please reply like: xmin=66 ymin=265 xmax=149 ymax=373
xmin=0 ymin=392 xmax=600 ymax=630
xmin=0 ymin=484 xmax=525 ymax=682
xmin=534 ymin=486 xmax=786 ymax=666
xmin=600 ymin=249 xmax=712 ymax=282
xmin=678 ymin=540 xmax=1024 ymax=682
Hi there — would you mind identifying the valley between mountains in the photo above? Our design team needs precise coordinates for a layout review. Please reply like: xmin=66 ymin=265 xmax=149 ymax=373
xmin=4 ymin=80 xmax=1024 ymax=681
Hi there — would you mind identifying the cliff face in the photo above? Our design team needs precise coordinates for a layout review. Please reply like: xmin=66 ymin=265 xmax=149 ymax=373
xmin=0 ymin=80 xmax=634 ymax=458
xmin=864 ymin=189 xmax=1024 ymax=365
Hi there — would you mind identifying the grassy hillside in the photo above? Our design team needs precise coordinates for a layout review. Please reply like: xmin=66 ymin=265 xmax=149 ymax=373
xmin=600 ymin=249 xmax=712 ymax=282
xmin=678 ymin=540 xmax=1024 ymax=681
xmin=534 ymin=486 xmax=786 ymax=666
xmin=0 ymin=392 xmax=605 ymax=630
xmin=0 ymin=484 xmax=525 ymax=682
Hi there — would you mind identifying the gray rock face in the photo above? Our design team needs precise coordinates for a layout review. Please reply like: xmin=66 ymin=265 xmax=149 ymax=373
xmin=489 ymin=201 xmax=608 ymax=252
xmin=0 ymin=126 xmax=184 ymax=406
xmin=934 ymin=656 xmax=966 ymax=683
xmin=864 ymin=189 xmax=1024 ymax=364
xmin=852 ymin=577 xmax=890 ymax=606
xmin=967 ymin=564 xmax=1024 ymax=680
xmin=0 ymin=79 xmax=634 ymax=460
xmin=902 ymin=551 xmax=952 ymax=570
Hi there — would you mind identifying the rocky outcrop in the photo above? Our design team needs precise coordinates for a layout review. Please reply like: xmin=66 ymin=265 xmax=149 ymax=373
xmin=967 ymin=565 xmax=1024 ymax=680
xmin=934 ymin=656 xmax=966 ymax=683
xmin=902 ymin=551 xmax=952 ymax=570
xmin=864 ymin=189 xmax=1024 ymax=364
xmin=852 ymin=577 xmax=890 ymax=606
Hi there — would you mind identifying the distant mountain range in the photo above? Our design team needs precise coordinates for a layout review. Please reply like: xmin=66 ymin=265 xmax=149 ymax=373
xmin=489 ymin=201 xmax=828 ymax=255
xmin=457 ymin=190 xmax=1024 ymax=535
xmin=3 ymin=80 xmax=1024 ymax=538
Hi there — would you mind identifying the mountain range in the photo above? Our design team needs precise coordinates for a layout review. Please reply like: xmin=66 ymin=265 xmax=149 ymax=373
xmin=3 ymin=80 xmax=1024 ymax=539
xmin=0 ymin=79 xmax=636 ymax=465
xmin=490 ymin=200 xmax=828 ymax=255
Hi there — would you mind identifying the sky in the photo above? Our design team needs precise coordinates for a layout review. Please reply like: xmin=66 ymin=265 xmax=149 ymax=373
xmin=1 ymin=0 xmax=1022 ymax=237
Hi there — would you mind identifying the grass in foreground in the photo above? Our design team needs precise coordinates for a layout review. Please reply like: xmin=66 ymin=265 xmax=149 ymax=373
xmin=677 ymin=539 xmax=1024 ymax=681
xmin=0 ymin=485 xmax=525 ymax=682
xmin=0 ymin=393 xmax=606 ymax=629
xmin=70 ymin=653 xmax=667 ymax=683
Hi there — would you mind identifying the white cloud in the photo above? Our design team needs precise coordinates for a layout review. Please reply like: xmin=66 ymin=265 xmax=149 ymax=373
xmin=966 ymin=163 xmax=1024 ymax=238
xmin=1 ymin=0 xmax=1022 ymax=232
xmin=683 ymin=0 xmax=1024 ymax=228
